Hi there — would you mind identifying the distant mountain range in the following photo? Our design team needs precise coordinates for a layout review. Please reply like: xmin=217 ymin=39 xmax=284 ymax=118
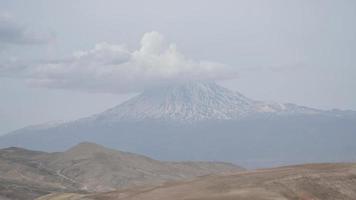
xmin=0 ymin=142 xmax=242 ymax=200
xmin=1 ymin=81 xmax=356 ymax=168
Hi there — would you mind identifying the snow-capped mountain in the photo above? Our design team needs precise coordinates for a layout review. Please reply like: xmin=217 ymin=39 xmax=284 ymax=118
xmin=87 ymin=81 xmax=320 ymax=123
xmin=1 ymin=81 xmax=356 ymax=168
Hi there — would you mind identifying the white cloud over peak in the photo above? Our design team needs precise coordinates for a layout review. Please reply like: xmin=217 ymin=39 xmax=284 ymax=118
xmin=11 ymin=31 xmax=238 ymax=93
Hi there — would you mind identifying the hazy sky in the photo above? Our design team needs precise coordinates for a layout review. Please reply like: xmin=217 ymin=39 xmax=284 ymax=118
xmin=0 ymin=0 xmax=355 ymax=134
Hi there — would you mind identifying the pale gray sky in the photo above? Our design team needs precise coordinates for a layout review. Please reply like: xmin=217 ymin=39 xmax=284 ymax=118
xmin=0 ymin=0 xmax=355 ymax=134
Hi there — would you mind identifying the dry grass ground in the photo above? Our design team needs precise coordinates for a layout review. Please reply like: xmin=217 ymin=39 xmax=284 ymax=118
xmin=38 ymin=163 xmax=356 ymax=200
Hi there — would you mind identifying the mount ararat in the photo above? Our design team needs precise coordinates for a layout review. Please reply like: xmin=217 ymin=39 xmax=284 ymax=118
xmin=1 ymin=82 xmax=356 ymax=168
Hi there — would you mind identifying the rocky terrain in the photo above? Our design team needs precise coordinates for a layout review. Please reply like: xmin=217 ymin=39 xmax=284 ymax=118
xmin=0 ymin=143 xmax=243 ymax=200
xmin=37 ymin=163 xmax=356 ymax=200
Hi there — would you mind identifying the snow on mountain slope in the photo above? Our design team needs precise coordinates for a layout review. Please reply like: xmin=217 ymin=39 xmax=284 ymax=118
xmin=7 ymin=81 xmax=326 ymax=134
xmin=86 ymin=81 xmax=321 ymax=123
xmin=2 ymin=81 xmax=356 ymax=167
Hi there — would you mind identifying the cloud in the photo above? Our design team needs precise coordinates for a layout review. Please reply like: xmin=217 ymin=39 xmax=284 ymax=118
xmin=4 ymin=31 xmax=238 ymax=93
xmin=0 ymin=14 xmax=54 ymax=45
xmin=0 ymin=58 xmax=28 ymax=77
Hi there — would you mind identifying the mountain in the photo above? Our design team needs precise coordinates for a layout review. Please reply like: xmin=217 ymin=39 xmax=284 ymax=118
xmin=37 ymin=163 xmax=356 ymax=200
xmin=0 ymin=143 xmax=243 ymax=200
xmin=80 ymin=81 xmax=321 ymax=122
xmin=1 ymin=81 xmax=356 ymax=168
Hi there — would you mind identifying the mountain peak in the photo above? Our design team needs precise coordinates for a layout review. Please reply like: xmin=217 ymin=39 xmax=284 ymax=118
xmin=64 ymin=142 xmax=114 ymax=157
xmin=86 ymin=81 xmax=321 ymax=123
xmin=91 ymin=81 xmax=256 ymax=122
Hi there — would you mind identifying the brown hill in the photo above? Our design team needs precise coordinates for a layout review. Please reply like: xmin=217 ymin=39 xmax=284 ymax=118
xmin=37 ymin=163 xmax=356 ymax=200
xmin=0 ymin=147 xmax=80 ymax=200
xmin=0 ymin=143 xmax=243 ymax=200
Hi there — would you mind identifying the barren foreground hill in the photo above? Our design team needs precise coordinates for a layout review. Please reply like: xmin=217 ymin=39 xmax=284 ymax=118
xmin=38 ymin=163 xmax=356 ymax=200
xmin=0 ymin=143 xmax=242 ymax=200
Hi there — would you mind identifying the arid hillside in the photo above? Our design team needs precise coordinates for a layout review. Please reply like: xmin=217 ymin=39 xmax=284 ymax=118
xmin=37 ymin=163 xmax=356 ymax=200
xmin=0 ymin=143 xmax=243 ymax=200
